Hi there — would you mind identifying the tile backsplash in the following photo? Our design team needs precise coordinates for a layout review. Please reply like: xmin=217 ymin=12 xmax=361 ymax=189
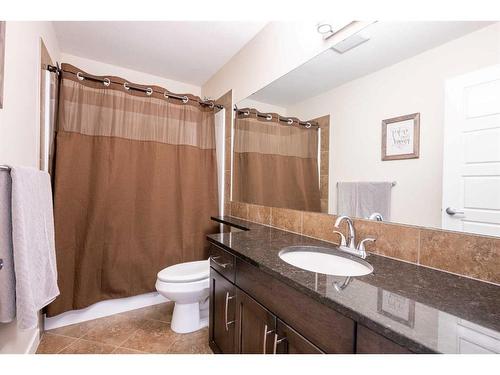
xmin=228 ymin=201 xmax=500 ymax=285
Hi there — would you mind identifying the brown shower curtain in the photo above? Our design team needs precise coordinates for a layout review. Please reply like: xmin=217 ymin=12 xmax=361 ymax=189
xmin=233 ymin=109 xmax=321 ymax=212
xmin=47 ymin=64 xmax=219 ymax=316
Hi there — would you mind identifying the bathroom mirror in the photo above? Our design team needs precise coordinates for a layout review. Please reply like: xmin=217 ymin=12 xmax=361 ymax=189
xmin=232 ymin=21 xmax=500 ymax=237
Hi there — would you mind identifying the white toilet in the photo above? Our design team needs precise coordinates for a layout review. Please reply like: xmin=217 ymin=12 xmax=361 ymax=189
xmin=155 ymin=259 xmax=210 ymax=334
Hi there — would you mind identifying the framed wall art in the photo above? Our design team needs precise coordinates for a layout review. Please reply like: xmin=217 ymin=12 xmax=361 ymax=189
xmin=382 ymin=112 xmax=420 ymax=161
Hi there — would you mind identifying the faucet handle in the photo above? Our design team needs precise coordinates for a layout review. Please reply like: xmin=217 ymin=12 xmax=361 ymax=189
xmin=332 ymin=230 xmax=347 ymax=246
xmin=357 ymin=238 xmax=376 ymax=251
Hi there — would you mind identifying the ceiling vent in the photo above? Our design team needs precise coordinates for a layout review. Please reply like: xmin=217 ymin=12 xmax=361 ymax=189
xmin=331 ymin=32 xmax=370 ymax=54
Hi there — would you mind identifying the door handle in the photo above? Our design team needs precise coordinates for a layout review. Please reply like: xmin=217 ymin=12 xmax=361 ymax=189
xmin=224 ymin=292 xmax=235 ymax=331
xmin=446 ymin=207 xmax=465 ymax=216
xmin=272 ymin=333 xmax=287 ymax=354
xmin=262 ymin=324 xmax=274 ymax=354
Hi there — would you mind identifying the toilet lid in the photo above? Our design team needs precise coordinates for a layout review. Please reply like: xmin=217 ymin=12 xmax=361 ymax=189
xmin=157 ymin=259 xmax=209 ymax=283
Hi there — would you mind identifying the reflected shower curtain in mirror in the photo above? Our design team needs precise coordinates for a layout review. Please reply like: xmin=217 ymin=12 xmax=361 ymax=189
xmin=233 ymin=110 xmax=321 ymax=212
xmin=47 ymin=64 xmax=219 ymax=316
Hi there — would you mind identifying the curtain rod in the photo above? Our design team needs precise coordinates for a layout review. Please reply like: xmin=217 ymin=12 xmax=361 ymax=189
xmin=234 ymin=107 xmax=319 ymax=129
xmin=47 ymin=64 xmax=223 ymax=110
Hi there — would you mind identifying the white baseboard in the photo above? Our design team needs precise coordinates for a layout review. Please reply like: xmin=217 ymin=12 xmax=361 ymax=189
xmin=26 ymin=329 xmax=40 ymax=354
xmin=44 ymin=292 xmax=168 ymax=330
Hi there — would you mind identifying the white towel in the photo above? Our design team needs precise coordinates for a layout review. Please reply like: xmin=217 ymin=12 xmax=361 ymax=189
xmin=337 ymin=182 xmax=392 ymax=221
xmin=10 ymin=167 xmax=59 ymax=329
xmin=0 ymin=171 xmax=16 ymax=323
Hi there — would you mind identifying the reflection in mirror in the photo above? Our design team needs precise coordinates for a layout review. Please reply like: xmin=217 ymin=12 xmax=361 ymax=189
xmin=233 ymin=21 xmax=500 ymax=237
xmin=233 ymin=107 xmax=326 ymax=212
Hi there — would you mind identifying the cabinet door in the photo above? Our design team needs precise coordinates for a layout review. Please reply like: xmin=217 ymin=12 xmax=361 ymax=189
xmin=209 ymin=269 xmax=237 ymax=354
xmin=274 ymin=319 xmax=323 ymax=354
xmin=235 ymin=289 xmax=276 ymax=354
xmin=356 ymin=325 xmax=412 ymax=354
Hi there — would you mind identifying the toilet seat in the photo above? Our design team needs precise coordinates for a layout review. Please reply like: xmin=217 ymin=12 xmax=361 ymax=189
xmin=157 ymin=259 xmax=209 ymax=283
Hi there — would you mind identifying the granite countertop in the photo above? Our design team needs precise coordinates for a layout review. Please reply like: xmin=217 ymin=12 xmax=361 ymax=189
xmin=208 ymin=216 xmax=500 ymax=354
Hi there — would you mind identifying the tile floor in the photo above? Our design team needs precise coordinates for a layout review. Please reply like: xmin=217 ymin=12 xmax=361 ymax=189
xmin=36 ymin=302 xmax=213 ymax=354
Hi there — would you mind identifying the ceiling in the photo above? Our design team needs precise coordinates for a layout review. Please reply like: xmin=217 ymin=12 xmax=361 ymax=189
xmin=53 ymin=21 xmax=267 ymax=86
xmin=250 ymin=21 xmax=493 ymax=107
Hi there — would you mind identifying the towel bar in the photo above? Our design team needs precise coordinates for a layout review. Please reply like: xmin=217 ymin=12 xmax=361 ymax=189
xmin=336 ymin=181 xmax=396 ymax=187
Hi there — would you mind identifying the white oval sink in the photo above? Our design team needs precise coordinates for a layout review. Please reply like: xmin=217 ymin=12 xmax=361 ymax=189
xmin=279 ymin=246 xmax=373 ymax=277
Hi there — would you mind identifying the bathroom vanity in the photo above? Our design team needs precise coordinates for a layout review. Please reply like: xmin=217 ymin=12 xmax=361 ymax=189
xmin=207 ymin=216 xmax=500 ymax=354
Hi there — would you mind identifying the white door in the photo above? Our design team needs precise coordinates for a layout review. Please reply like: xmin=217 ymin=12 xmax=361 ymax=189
xmin=443 ymin=65 xmax=500 ymax=236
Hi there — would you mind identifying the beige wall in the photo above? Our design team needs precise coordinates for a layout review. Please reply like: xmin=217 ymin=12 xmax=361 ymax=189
xmin=0 ymin=21 xmax=61 ymax=354
xmin=61 ymin=53 xmax=202 ymax=96
xmin=202 ymin=21 xmax=372 ymax=103
xmin=237 ymin=97 xmax=288 ymax=115
xmin=0 ymin=21 xmax=60 ymax=168
xmin=288 ymin=23 xmax=500 ymax=228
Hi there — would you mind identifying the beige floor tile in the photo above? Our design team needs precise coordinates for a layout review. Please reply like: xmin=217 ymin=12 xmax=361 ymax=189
xmin=120 ymin=319 xmax=181 ymax=353
xmin=59 ymin=339 xmax=116 ymax=354
xmin=119 ymin=302 xmax=174 ymax=323
xmin=81 ymin=313 xmax=147 ymax=347
xmin=38 ymin=302 xmax=210 ymax=354
xmin=47 ymin=318 xmax=103 ymax=339
xmin=111 ymin=347 xmax=146 ymax=354
xmin=167 ymin=328 xmax=212 ymax=354
xmin=36 ymin=333 xmax=77 ymax=354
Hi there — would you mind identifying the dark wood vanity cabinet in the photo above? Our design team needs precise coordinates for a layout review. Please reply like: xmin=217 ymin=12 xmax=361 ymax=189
xmin=235 ymin=288 xmax=276 ymax=354
xmin=209 ymin=269 xmax=236 ymax=354
xmin=356 ymin=325 xmax=412 ymax=354
xmin=209 ymin=243 xmax=413 ymax=354
xmin=275 ymin=319 xmax=323 ymax=354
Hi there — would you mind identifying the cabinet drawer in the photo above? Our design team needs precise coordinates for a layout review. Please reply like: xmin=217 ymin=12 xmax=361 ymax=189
xmin=235 ymin=258 xmax=355 ymax=353
xmin=356 ymin=325 xmax=412 ymax=354
xmin=209 ymin=244 xmax=235 ymax=283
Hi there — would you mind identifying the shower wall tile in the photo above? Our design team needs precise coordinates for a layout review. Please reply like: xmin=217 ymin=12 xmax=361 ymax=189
xmin=302 ymin=211 xmax=339 ymax=244
xmin=225 ymin=201 xmax=500 ymax=285
xmin=419 ymin=229 xmax=500 ymax=284
xmin=247 ymin=204 xmax=271 ymax=225
xmin=320 ymin=175 xmax=329 ymax=199
xmin=271 ymin=207 xmax=303 ymax=234
xmin=320 ymin=151 xmax=329 ymax=176
xmin=354 ymin=220 xmax=420 ymax=264
xmin=230 ymin=201 xmax=248 ymax=220
xmin=216 ymin=90 xmax=232 ymax=217
xmin=224 ymin=138 xmax=231 ymax=169
xmin=320 ymin=125 xmax=330 ymax=152
xmin=320 ymin=199 xmax=328 ymax=214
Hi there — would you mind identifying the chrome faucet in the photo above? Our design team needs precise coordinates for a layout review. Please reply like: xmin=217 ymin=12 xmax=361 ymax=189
xmin=334 ymin=215 xmax=356 ymax=249
xmin=333 ymin=215 xmax=376 ymax=259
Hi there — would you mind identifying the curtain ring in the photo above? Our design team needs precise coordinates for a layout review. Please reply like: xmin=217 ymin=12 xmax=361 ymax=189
xmin=305 ymin=122 xmax=312 ymax=128
xmin=123 ymin=82 xmax=130 ymax=90
xmin=266 ymin=114 xmax=273 ymax=121
xmin=287 ymin=119 xmax=293 ymax=125
xmin=182 ymin=96 xmax=189 ymax=104
xmin=164 ymin=92 xmax=169 ymax=99
xmin=146 ymin=88 xmax=153 ymax=96
xmin=103 ymin=78 xmax=111 ymax=87
xmin=243 ymin=110 xmax=249 ymax=116
xmin=76 ymin=72 xmax=84 ymax=81
xmin=209 ymin=101 xmax=215 ymax=109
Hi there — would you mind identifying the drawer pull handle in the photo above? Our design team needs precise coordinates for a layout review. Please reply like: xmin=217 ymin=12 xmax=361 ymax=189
xmin=224 ymin=292 xmax=235 ymax=331
xmin=263 ymin=324 xmax=274 ymax=354
xmin=273 ymin=333 xmax=287 ymax=354
xmin=210 ymin=255 xmax=231 ymax=269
